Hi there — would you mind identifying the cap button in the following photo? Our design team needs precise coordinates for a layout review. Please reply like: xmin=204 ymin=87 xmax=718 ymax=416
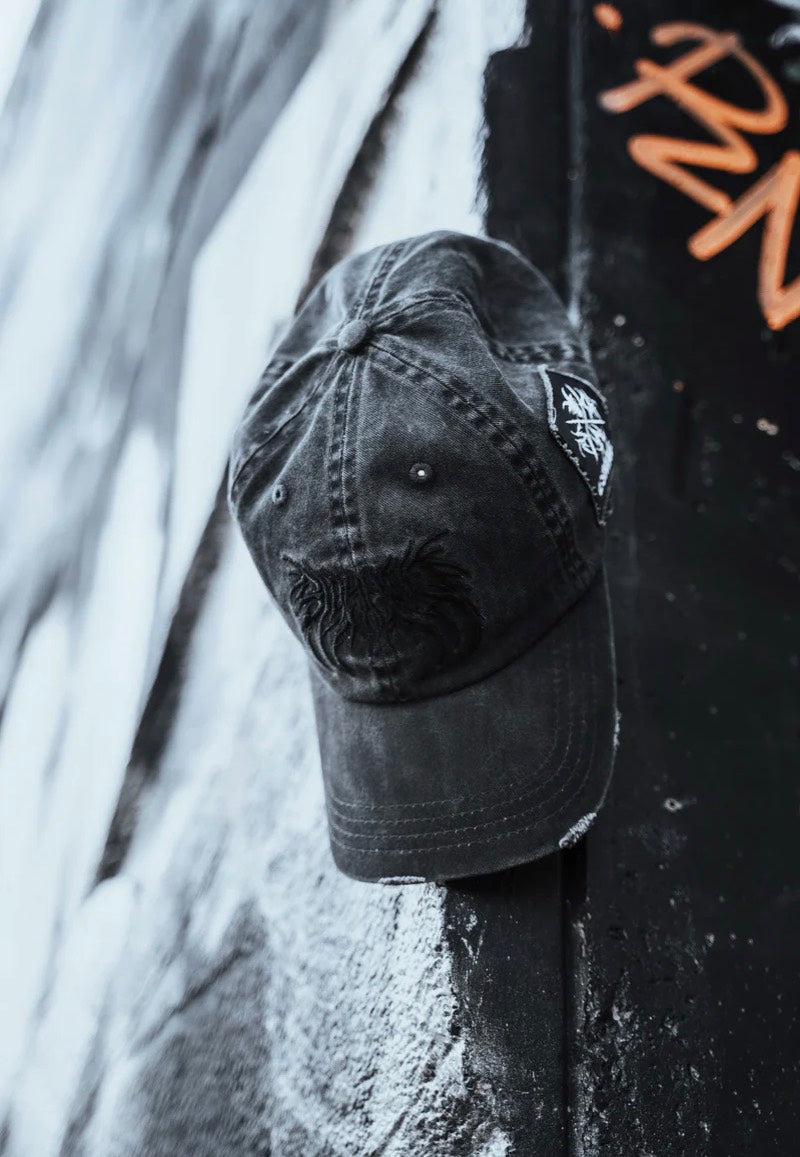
xmin=337 ymin=318 xmax=371 ymax=353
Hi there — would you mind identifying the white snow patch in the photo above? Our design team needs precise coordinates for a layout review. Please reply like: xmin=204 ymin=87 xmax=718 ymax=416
xmin=476 ymin=1131 xmax=513 ymax=1157
xmin=558 ymin=811 xmax=597 ymax=849
xmin=377 ymin=875 xmax=428 ymax=885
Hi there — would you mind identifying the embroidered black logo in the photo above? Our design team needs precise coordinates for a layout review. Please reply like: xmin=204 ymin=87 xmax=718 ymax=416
xmin=539 ymin=367 xmax=613 ymax=524
xmin=282 ymin=530 xmax=482 ymax=691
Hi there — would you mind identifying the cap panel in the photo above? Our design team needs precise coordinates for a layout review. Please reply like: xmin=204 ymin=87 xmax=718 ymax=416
xmin=232 ymin=300 xmax=608 ymax=709
xmin=340 ymin=356 xmax=580 ymax=703
xmin=365 ymin=299 xmax=609 ymax=578
xmin=231 ymin=357 xmax=348 ymax=621
xmin=349 ymin=229 xmax=614 ymax=555
xmin=368 ymin=324 xmax=600 ymax=590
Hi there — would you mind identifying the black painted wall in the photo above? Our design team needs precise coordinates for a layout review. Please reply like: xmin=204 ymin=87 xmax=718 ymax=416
xmin=465 ymin=3 xmax=799 ymax=1152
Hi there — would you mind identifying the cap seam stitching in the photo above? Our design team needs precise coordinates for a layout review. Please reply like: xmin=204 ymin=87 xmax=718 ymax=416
xmin=368 ymin=289 xmax=479 ymax=332
xmin=340 ymin=354 xmax=404 ymax=698
xmin=489 ymin=338 xmax=589 ymax=363
xmin=355 ymin=238 xmax=405 ymax=318
xmin=327 ymin=359 xmax=348 ymax=564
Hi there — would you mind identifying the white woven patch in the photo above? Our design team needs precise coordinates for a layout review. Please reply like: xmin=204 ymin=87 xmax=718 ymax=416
xmin=540 ymin=367 xmax=614 ymax=524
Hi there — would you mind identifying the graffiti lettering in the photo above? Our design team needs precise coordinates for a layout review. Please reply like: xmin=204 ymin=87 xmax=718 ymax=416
xmin=599 ymin=21 xmax=798 ymax=331
xmin=691 ymin=150 xmax=800 ymax=333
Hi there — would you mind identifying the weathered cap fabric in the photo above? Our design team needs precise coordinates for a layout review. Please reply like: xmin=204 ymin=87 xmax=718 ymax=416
xmin=228 ymin=229 xmax=617 ymax=883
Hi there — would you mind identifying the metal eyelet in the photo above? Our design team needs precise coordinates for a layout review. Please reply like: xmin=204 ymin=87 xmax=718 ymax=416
xmin=409 ymin=461 xmax=434 ymax=484
xmin=272 ymin=482 xmax=287 ymax=506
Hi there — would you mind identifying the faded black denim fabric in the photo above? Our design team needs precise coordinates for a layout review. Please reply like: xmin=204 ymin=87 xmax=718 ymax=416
xmin=228 ymin=230 xmax=617 ymax=882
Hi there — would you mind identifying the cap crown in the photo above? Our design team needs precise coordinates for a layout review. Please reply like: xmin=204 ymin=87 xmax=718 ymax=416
xmin=229 ymin=231 xmax=613 ymax=704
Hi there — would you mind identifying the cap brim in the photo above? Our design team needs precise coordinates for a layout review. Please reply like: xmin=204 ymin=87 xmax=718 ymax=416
xmin=309 ymin=568 xmax=617 ymax=883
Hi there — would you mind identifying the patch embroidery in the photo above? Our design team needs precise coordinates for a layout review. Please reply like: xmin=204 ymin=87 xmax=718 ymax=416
xmin=539 ymin=368 xmax=614 ymax=524
xmin=282 ymin=531 xmax=482 ymax=693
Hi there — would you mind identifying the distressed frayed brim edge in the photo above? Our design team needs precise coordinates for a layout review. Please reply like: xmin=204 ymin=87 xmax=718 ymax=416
xmin=310 ymin=568 xmax=618 ymax=884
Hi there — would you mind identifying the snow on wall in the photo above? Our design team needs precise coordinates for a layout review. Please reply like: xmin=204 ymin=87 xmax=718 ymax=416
xmin=0 ymin=0 xmax=330 ymax=1136
xmin=0 ymin=1 xmax=527 ymax=1153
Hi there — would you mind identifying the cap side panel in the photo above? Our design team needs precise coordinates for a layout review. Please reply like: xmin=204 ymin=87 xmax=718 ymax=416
xmin=368 ymin=340 xmax=592 ymax=591
xmin=229 ymin=348 xmax=339 ymax=508
xmin=344 ymin=355 xmax=588 ymax=707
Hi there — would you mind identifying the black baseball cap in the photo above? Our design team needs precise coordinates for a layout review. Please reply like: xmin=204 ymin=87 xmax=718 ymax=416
xmin=228 ymin=230 xmax=618 ymax=883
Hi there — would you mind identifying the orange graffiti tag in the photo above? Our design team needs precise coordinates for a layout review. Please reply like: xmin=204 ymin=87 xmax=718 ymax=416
xmin=594 ymin=4 xmax=623 ymax=33
xmin=599 ymin=22 xmax=799 ymax=331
